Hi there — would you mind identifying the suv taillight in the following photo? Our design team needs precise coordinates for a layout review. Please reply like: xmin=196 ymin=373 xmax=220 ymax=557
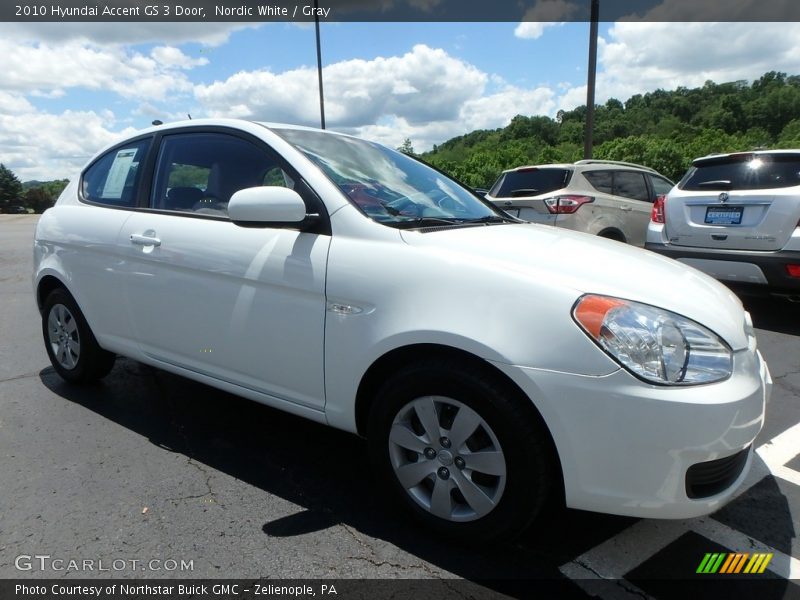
xmin=651 ymin=195 xmax=666 ymax=223
xmin=544 ymin=195 xmax=594 ymax=214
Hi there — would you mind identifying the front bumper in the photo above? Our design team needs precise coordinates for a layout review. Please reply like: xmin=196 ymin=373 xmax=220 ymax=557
xmin=491 ymin=348 xmax=771 ymax=519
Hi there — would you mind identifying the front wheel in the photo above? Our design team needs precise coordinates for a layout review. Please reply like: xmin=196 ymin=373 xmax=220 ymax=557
xmin=42 ymin=288 xmax=116 ymax=383
xmin=367 ymin=358 xmax=557 ymax=542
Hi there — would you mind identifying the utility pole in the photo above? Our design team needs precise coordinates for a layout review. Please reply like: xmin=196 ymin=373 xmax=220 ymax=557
xmin=584 ymin=0 xmax=599 ymax=159
xmin=314 ymin=0 xmax=326 ymax=129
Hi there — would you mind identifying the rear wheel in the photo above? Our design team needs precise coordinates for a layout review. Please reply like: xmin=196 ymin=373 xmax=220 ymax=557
xmin=42 ymin=288 xmax=116 ymax=383
xmin=367 ymin=357 xmax=556 ymax=542
xmin=597 ymin=230 xmax=626 ymax=243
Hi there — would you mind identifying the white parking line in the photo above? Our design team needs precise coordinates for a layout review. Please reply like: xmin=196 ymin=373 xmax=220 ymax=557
xmin=559 ymin=421 xmax=800 ymax=591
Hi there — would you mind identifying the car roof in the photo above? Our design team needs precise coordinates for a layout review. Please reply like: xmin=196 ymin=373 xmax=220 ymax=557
xmin=501 ymin=160 xmax=659 ymax=175
xmin=693 ymin=149 xmax=800 ymax=164
xmin=130 ymin=118 xmax=334 ymax=137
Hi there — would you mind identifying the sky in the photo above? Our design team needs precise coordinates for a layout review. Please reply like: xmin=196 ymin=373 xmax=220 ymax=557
xmin=2 ymin=18 xmax=800 ymax=181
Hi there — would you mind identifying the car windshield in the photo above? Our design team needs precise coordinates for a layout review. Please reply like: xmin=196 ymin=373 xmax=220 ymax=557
xmin=489 ymin=168 xmax=572 ymax=198
xmin=680 ymin=154 xmax=800 ymax=191
xmin=272 ymin=127 xmax=506 ymax=228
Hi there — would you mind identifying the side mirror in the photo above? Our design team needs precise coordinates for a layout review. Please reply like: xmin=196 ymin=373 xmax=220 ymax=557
xmin=228 ymin=186 xmax=307 ymax=227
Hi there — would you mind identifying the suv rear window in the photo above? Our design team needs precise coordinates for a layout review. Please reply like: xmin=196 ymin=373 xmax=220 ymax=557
xmin=489 ymin=168 xmax=571 ymax=198
xmin=680 ymin=154 xmax=800 ymax=191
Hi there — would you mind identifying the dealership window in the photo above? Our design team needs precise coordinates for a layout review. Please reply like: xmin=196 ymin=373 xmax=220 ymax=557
xmin=81 ymin=138 xmax=151 ymax=207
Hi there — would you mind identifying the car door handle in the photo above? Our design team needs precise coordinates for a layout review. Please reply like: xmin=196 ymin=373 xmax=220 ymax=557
xmin=130 ymin=233 xmax=161 ymax=247
xmin=620 ymin=206 xmax=632 ymax=212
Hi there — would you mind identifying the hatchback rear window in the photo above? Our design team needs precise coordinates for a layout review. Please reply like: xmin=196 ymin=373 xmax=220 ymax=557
xmin=489 ymin=168 xmax=572 ymax=198
xmin=680 ymin=154 xmax=800 ymax=191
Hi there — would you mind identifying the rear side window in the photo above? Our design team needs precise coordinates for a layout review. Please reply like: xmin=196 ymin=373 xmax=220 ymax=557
xmin=81 ymin=138 xmax=151 ymax=207
xmin=680 ymin=154 xmax=800 ymax=191
xmin=650 ymin=175 xmax=674 ymax=196
xmin=613 ymin=171 xmax=650 ymax=201
xmin=583 ymin=170 xmax=613 ymax=194
xmin=489 ymin=168 xmax=571 ymax=198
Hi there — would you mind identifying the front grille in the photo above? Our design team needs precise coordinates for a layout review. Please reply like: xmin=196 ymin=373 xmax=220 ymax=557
xmin=685 ymin=447 xmax=750 ymax=499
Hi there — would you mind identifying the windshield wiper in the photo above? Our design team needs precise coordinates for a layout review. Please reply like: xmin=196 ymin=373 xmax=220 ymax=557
xmin=392 ymin=217 xmax=467 ymax=229
xmin=463 ymin=215 xmax=514 ymax=224
xmin=393 ymin=215 xmax=514 ymax=229
xmin=697 ymin=180 xmax=732 ymax=190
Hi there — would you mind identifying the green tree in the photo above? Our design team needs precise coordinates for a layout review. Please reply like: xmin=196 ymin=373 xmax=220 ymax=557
xmin=0 ymin=164 xmax=23 ymax=210
xmin=420 ymin=70 xmax=800 ymax=190
xmin=397 ymin=138 xmax=415 ymax=155
xmin=24 ymin=187 xmax=54 ymax=214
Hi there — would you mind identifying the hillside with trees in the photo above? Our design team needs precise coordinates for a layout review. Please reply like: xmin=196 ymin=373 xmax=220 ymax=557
xmin=420 ymin=71 xmax=800 ymax=188
xmin=0 ymin=163 xmax=68 ymax=214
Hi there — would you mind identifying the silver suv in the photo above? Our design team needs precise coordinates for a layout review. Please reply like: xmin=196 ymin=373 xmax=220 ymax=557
xmin=646 ymin=150 xmax=800 ymax=300
xmin=486 ymin=160 xmax=674 ymax=246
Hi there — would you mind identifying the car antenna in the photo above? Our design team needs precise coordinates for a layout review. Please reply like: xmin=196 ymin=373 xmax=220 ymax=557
xmin=151 ymin=120 xmax=163 ymax=126
xmin=187 ymin=113 xmax=192 ymax=120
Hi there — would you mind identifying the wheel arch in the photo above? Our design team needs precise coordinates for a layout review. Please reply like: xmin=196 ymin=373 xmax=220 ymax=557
xmin=36 ymin=274 xmax=70 ymax=312
xmin=354 ymin=342 xmax=565 ymax=498
xmin=596 ymin=227 xmax=627 ymax=243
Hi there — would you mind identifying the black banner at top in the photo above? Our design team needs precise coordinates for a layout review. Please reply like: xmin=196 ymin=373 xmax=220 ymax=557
xmin=3 ymin=0 xmax=800 ymax=22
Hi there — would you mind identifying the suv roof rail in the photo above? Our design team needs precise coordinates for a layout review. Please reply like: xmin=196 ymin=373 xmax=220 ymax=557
xmin=574 ymin=159 xmax=657 ymax=172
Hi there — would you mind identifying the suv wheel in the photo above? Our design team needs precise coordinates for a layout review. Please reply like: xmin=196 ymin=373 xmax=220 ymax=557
xmin=367 ymin=357 xmax=556 ymax=542
xmin=42 ymin=288 xmax=116 ymax=383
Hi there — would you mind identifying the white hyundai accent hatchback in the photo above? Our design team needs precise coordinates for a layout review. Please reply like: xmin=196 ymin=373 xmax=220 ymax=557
xmin=34 ymin=119 xmax=771 ymax=541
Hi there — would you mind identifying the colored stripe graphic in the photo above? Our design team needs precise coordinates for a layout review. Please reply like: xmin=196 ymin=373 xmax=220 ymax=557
xmin=733 ymin=553 xmax=749 ymax=573
xmin=719 ymin=553 xmax=735 ymax=573
xmin=698 ymin=552 xmax=773 ymax=574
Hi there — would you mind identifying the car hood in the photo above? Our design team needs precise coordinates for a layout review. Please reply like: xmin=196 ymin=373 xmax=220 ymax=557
xmin=400 ymin=223 xmax=749 ymax=350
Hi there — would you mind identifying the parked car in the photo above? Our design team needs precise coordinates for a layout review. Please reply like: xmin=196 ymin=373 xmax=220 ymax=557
xmin=34 ymin=120 xmax=770 ymax=541
xmin=2 ymin=205 xmax=29 ymax=214
xmin=486 ymin=160 xmax=674 ymax=246
xmin=647 ymin=150 xmax=800 ymax=301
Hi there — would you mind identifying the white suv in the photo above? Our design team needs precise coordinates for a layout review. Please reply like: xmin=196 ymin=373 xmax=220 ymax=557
xmin=486 ymin=160 xmax=674 ymax=246
xmin=647 ymin=150 xmax=800 ymax=300
xmin=34 ymin=120 xmax=770 ymax=541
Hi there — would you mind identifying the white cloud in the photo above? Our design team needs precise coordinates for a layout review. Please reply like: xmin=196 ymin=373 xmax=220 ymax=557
xmin=554 ymin=22 xmax=800 ymax=111
xmin=344 ymin=84 xmax=557 ymax=151
xmin=0 ymin=91 xmax=35 ymax=114
xmin=460 ymin=86 xmax=556 ymax=130
xmin=195 ymin=44 xmax=487 ymax=129
xmin=0 ymin=39 xmax=201 ymax=101
xmin=194 ymin=44 xmax=562 ymax=151
xmin=556 ymin=84 xmax=587 ymax=112
xmin=514 ymin=0 xmax=579 ymax=39
xmin=0 ymin=108 xmax=137 ymax=181
xmin=151 ymin=46 xmax=209 ymax=69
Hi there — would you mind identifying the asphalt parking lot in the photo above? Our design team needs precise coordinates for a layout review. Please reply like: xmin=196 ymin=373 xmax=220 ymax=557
xmin=1 ymin=214 xmax=799 ymax=597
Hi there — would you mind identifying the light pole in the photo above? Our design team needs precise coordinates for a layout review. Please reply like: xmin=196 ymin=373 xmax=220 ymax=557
xmin=314 ymin=0 xmax=326 ymax=129
xmin=584 ymin=0 xmax=599 ymax=159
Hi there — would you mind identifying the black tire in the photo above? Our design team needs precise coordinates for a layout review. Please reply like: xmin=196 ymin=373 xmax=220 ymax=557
xmin=367 ymin=357 xmax=557 ymax=542
xmin=42 ymin=288 xmax=116 ymax=384
xmin=598 ymin=230 xmax=626 ymax=243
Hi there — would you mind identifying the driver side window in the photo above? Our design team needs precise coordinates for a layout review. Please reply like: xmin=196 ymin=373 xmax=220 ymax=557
xmin=152 ymin=132 xmax=291 ymax=217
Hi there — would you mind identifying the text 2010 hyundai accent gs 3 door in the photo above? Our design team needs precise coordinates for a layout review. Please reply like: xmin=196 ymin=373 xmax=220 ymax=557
xmin=34 ymin=119 xmax=772 ymax=541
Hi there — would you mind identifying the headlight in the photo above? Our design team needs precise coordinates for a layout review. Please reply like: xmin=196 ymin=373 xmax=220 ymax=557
xmin=573 ymin=295 xmax=732 ymax=385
